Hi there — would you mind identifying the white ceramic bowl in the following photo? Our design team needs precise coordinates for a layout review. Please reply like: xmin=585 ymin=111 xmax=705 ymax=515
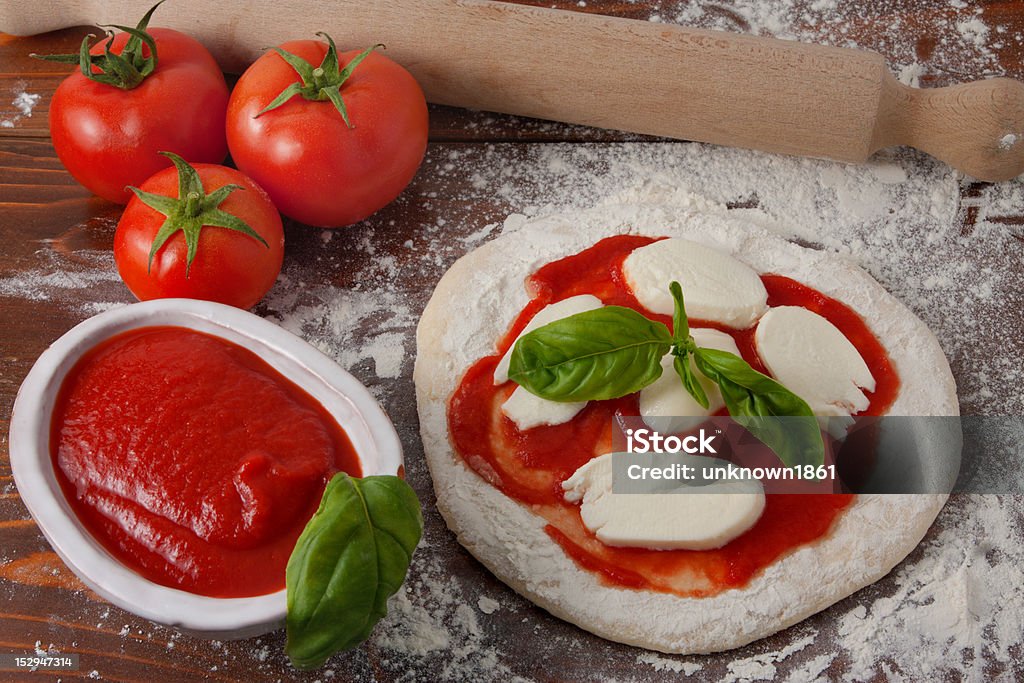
xmin=9 ymin=299 xmax=403 ymax=639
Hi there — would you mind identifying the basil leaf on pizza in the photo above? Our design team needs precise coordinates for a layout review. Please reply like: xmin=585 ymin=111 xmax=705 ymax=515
xmin=672 ymin=350 xmax=710 ymax=410
xmin=509 ymin=280 xmax=823 ymax=467
xmin=668 ymin=280 xmax=710 ymax=409
xmin=669 ymin=280 xmax=691 ymax=345
xmin=508 ymin=306 xmax=673 ymax=401
xmin=691 ymin=347 xmax=816 ymax=416
xmin=692 ymin=347 xmax=825 ymax=468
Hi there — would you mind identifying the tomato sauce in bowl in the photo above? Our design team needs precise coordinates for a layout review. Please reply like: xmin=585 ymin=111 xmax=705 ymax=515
xmin=50 ymin=326 xmax=362 ymax=598
xmin=10 ymin=298 xmax=402 ymax=636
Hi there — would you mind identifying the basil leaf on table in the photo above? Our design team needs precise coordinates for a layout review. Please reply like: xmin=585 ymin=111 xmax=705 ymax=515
xmin=693 ymin=347 xmax=825 ymax=468
xmin=508 ymin=306 xmax=673 ymax=401
xmin=286 ymin=472 xmax=423 ymax=670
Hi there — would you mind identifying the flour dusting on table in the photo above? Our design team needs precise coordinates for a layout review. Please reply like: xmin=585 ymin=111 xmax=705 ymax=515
xmin=254 ymin=140 xmax=1024 ymax=678
xmin=404 ymin=142 xmax=1022 ymax=681
xmin=2 ymin=2 xmax=1022 ymax=681
xmin=316 ymin=146 xmax=1020 ymax=679
xmin=663 ymin=0 xmax=1007 ymax=86
xmin=3 ymin=141 xmax=1021 ymax=682
xmin=0 ymin=81 xmax=41 ymax=129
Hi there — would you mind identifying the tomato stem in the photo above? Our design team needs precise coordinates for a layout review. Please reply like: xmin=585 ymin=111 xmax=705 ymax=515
xmin=184 ymin=192 xmax=202 ymax=218
xmin=312 ymin=67 xmax=327 ymax=89
xmin=29 ymin=1 xmax=166 ymax=90
xmin=126 ymin=152 xmax=270 ymax=277
xmin=254 ymin=33 xmax=384 ymax=128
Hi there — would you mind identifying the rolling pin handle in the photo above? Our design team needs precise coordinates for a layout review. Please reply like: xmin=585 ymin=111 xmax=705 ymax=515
xmin=875 ymin=74 xmax=1024 ymax=182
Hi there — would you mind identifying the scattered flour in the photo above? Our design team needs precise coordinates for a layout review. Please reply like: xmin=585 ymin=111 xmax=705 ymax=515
xmin=659 ymin=0 xmax=1005 ymax=84
xmin=836 ymin=495 xmax=1023 ymax=680
xmin=477 ymin=596 xmax=500 ymax=615
xmin=261 ymin=273 xmax=414 ymax=400
xmin=896 ymin=62 xmax=926 ymax=87
xmin=722 ymin=635 xmax=818 ymax=682
xmin=956 ymin=17 xmax=991 ymax=50
xmin=1 ymin=82 xmax=41 ymax=128
xmin=638 ymin=652 xmax=704 ymax=675
xmin=369 ymin=566 xmax=527 ymax=681
xmin=784 ymin=653 xmax=834 ymax=682
xmin=2 ymin=2 xmax=1022 ymax=681
xmin=0 ymin=252 xmax=120 ymax=301
xmin=348 ymin=141 xmax=1019 ymax=680
xmin=5 ymin=143 xmax=1022 ymax=683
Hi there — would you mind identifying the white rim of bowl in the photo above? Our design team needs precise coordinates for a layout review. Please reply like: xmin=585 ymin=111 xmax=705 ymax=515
xmin=8 ymin=298 xmax=403 ymax=637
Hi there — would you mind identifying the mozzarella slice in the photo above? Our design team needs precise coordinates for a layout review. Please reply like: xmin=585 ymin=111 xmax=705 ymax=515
xmin=639 ymin=328 xmax=741 ymax=433
xmin=623 ymin=238 xmax=768 ymax=328
xmin=755 ymin=306 xmax=876 ymax=417
xmin=562 ymin=453 xmax=765 ymax=550
xmin=501 ymin=386 xmax=587 ymax=431
xmin=493 ymin=294 xmax=603 ymax=385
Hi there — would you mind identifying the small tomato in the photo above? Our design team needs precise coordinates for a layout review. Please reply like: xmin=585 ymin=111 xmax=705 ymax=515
xmin=114 ymin=153 xmax=284 ymax=310
xmin=226 ymin=34 xmax=428 ymax=228
xmin=36 ymin=2 xmax=229 ymax=204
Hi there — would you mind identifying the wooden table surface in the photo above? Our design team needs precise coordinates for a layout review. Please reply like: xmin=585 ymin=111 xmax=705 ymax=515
xmin=2 ymin=2 xmax=1024 ymax=682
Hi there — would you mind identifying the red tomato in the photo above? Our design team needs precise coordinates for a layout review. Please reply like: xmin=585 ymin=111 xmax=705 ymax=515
xmin=49 ymin=29 xmax=229 ymax=204
xmin=114 ymin=161 xmax=284 ymax=309
xmin=226 ymin=39 xmax=428 ymax=228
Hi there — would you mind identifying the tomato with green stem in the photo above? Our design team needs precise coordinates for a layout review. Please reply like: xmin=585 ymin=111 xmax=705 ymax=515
xmin=34 ymin=2 xmax=229 ymax=204
xmin=226 ymin=33 xmax=428 ymax=228
xmin=114 ymin=153 xmax=284 ymax=310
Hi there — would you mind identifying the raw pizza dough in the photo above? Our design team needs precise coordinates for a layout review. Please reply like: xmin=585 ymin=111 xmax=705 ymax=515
xmin=414 ymin=201 xmax=958 ymax=654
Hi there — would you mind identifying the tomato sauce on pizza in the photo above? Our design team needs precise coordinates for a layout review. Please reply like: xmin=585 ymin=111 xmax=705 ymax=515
xmin=448 ymin=235 xmax=899 ymax=596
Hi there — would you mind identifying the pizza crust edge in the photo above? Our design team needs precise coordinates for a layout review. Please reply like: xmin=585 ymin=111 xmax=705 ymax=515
xmin=413 ymin=204 xmax=958 ymax=654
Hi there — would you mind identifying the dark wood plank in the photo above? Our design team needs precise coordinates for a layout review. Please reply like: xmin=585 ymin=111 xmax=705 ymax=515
xmin=3 ymin=129 xmax=1023 ymax=683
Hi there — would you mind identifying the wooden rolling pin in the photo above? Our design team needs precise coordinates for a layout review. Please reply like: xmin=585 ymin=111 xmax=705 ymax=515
xmin=5 ymin=0 xmax=1024 ymax=181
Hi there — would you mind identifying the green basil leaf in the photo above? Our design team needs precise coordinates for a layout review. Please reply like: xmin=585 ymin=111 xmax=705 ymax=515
xmin=669 ymin=280 xmax=690 ymax=344
xmin=508 ymin=306 xmax=673 ymax=402
xmin=668 ymin=281 xmax=708 ymax=408
xmin=286 ymin=473 xmax=423 ymax=670
xmin=672 ymin=350 xmax=710 ymax=410
xmin=693 ymin=347 xmax=824 ymax=468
